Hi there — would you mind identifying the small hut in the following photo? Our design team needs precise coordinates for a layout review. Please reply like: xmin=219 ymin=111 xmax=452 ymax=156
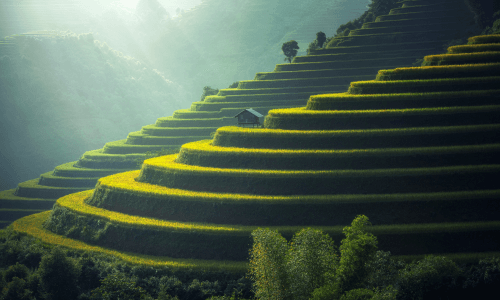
xmin=234 ymin=108 xmax=263 ymax=127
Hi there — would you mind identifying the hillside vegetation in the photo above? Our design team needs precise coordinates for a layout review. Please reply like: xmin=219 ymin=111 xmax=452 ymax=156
xmin=0 ymin=32 xmax=185 ymax=191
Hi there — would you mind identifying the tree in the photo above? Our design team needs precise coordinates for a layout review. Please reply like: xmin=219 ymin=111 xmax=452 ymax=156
xmin=38 ymin=247 xmax=80 ymax=300
xmin=316 ymin=32 xmax=327 ymax=48
xmin=248 ymin=228 xmax=289 ymax=300
xmin=336 ymin=215 xmax=378 ymax=293
xmin=282 ymin=40 xmax=299 ymax=63
xmin=286 ymin=228 xmax=337 ymax=300
xmin=200 ymin=86 xmax=219 ymax=101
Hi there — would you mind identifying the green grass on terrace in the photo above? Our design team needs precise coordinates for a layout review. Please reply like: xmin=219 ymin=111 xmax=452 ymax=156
xmin=306 ymin=90 xmax=500 ymax=110
xmin=12 ymin=211 xmax=248 ymax=273
xmin=347 ymin=76 xmax=500 ymax=94
xmin=375 ymin=64 xmax=500 ymax=81
xmin=468 ymin=35 xmax=500 ymax=45
xmin=423 ymin=52 xmax=500 ymax=66
xmin=448 ymin=44 xmax=500 ymax=54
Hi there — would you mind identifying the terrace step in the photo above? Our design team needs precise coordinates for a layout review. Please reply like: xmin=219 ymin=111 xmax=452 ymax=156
xmin=52 ymin=161 xmax=124 ymax=178
xmin=90 ymin=171 xmax=500 ymax=227
xmin=126 ymin=132 xmax=209 ymax=146
xmin=47 ymin=190 xmax=500 ymax=260
xmin=212 ymin=125 xmax=500 ymax=150
xmin=38 ymin=172 xmax=99 ymax=188
xmin=190 ymin=100 xmax=307 ymax=112
xmin=362 ymin=15 xmax=468 ymax=29
xmin=351 ymin=21 xmax=463 ymax=36
xmin=313 ymin=40 xmax=444 ymax=55
xmin=390 ymin=2 xmax=459 ymax=14
xmin=294 ymin=48 xmax=439 ymax=63
xmin=255 ymin=66 xmax=400 ymax=80
xmin=15 ymin=178 xmax=87 ymax=199
xmin=347 ymin=76 xmax=500 ymax=94
xmin=140 ymin=125 xmax=218 ymax=137
xmin=137 ymin=155 xmax=500 ymax=196
xmin=0 ymin=209 xmax=47 ymax=222
xmin=306 ymin=90 xmax=500 ymax=111
xmin=218 ymin=85 xmax=344 ymax=95
xmin=276 ymin=56 xmax=423 ymax=72
xmin=377 ymin=8 xmax=468 ymax=22
xmin=264 ymin=105 xmax=500 ymax=130
xmin=0 ymin=189 xmax=54 ymax=209
xmin=76 ymin=149 xmax=144 ymax=169
xmin=177 ymin=140 xmax=500 ymax=170
xmin=237 ymin=75 xmax=374 ymax=89
xmin=154 ymin=117 xmax=234 ymax=127
xmin=102 ymin=139 xmax=181 ymax=154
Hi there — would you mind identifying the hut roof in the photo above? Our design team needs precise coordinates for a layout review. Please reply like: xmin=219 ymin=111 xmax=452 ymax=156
xmin=234 ymin=108 xmax=263 ymax=118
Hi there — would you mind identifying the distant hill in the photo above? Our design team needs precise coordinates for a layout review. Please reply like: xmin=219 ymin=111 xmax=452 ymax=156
xmin=0 ymin=32 xmax=185 ymax=191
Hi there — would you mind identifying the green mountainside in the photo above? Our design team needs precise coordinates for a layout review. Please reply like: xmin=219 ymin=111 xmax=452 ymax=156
xmin=10 ymin=18 xmax=500 ymax=279
xmin=0 ymin=32 xmax=185 ymax=193
xmin=13 ymin=33 xmax=500 ymax=269
xmin=0 ymin=0 xmax=481 ymax=228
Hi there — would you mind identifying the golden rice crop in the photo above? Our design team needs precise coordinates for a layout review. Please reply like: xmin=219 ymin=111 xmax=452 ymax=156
xmin=267 ymin=105 xmax=500 ymax=118
xmin=308 ymin=90 xmax=500 ymax=104
xmin=376 ymin=63 xmax=500 ymax=77
xmin=424 ymin=52 xmax=500 ymax=62
xmin=12 ymin=211 xmax=248 ymax=272
xmin=349 ymin=76 xmax=500 ymax=88
xmin=468 ymin=35 xmax=500 ymax=45
xmin=448 ymin=44 xmax=500 ymax=54
xmin=56 ymin=190 xmax=248 ymax=234
xmin=214 ymin=124 xmax=500 ymax=137
xmin=179 ymin=139 xmax=500 ymax=159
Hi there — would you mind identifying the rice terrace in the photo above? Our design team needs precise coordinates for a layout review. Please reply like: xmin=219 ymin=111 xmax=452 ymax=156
xmin=1 ymin=0 xmax=500 ymax=299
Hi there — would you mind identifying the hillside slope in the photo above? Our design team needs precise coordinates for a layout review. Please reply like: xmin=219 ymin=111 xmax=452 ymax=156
xmin=0 ymin=0 xmax=480 ymax=228
xmin=11 ymin=30 xmax=500 ymax=272
xmin=0 ymin=32 xmax=184 ymax=192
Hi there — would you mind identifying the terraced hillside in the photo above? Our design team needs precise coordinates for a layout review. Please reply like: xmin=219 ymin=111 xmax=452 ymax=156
xmin=12 ymin=34 xmax=500 ymax=271
xmin=0 ymin=0 xmax=478 ymax=227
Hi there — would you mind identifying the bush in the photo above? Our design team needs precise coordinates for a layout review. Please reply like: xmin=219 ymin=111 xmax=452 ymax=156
xmin=4 ymin=262 xmax=30 ymax=282
xmin=201 ymin=86 xmax=219 ymax=101
xmin=89 ymin=273 xmax=151 ymax=300
xmin=397 ymin=255 xmax=461 ymax=300
xmin=38 ymin=247 xmax=80 ymax=300
xmin=340 ymin=288 xmax=374 ymax=300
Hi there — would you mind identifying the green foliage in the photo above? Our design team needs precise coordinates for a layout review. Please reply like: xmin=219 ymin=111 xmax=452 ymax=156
xmin=201 ymin=86 xmax=220 ymax=101
xmin=286 ymin=228 xmax=337 ymax=300
xmin=282 ymin=40 xmax=299 ymax=63
xmin=339 ymin=288 xmax=374 ymax=300
xmin=397 ymin=255 xmax=461 ymax=300
xmin=327 ymin=0 xmax=399 ymax=47
xmin=228 ymin=82 xmax=240 ymax=89
xmin=38 ymin=246 xmax=80 ymax=300
xmin=316 ymin=32 xmax=327 ymax=48
xmin=248 ymin=228 xmax=289 ymax=300
xmin=136 ymin=147 xmax=181 ymax=167
xmin=250 ymin=216 xmax=377 ymax=300
xmin=4 ymin=262 xmax=29 ymax=282
xmin=336 ymin=215 xmax=378 ymax=293
xmin=1 ymin=276 xmax=32 ymax=300
xmin=89 ymin=273 xmax=151 ymax=300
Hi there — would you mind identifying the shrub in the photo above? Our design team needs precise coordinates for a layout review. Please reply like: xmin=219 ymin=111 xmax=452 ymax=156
xmin=4 ymin=262 xmax=29 ymax=282
xmin=201 ymin=86 xmax=219 ymax=101
xmin=89 ymin=273 xmax=151 ymax=300
xmin=340 ymin=288 xmax=374 ymax=300
xmin=38 ymin=246 xmax=80 ymax=300
xmin=397 ymin=255 xmax=461 ymax=300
